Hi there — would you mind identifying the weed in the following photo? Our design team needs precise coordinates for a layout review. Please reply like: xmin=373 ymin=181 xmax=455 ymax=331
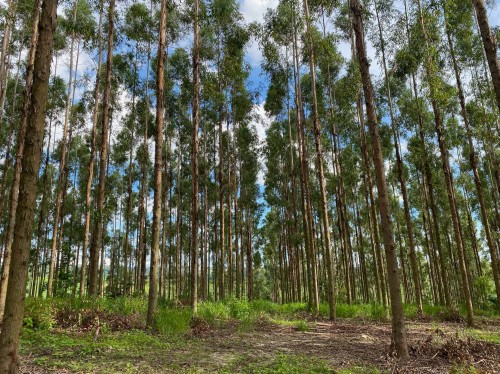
xmin=155 ymin=307 xmax=191 ymax=335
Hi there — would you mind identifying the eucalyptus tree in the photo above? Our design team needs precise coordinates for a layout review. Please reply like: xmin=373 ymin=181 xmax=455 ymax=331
xmin=369 ymin=0 xmax=423 ymax=314
xmin=302 ymin=0 xmax=336 ymax=319
xmin=89 ymin=0 xmax=116 ymax=296
xmin=47 ymin=0 xmax=95 ymax=297
xmin=414 ymin=0 xmax=474 ymax=325
xmin=472 ymin=0 xmax=500 ymax=111
xmin=0 ymin=0 xmax=58 ymax=368
xmin=350 ymin=0 xmax=409 ymax=358
xmin=442 ymin=0 xmax=500 ymax=312
xmin=122 ymin=1 xmax=155 ymax=294
xmin=147 ymin=0 xmax=167 ymax=327
xmin=0 ymin=0 xmax=40 ymax=318
xmin=191 ymin=0 xmax=201 ymax=313
xmin=80 ymin=0 xmax=104 ymax=297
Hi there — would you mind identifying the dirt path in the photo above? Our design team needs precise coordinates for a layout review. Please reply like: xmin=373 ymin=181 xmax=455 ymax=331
xmin=190 ymin=319 xmax=500 ymax=373
xmin=19 ymin=319 xmax=500 ymax=373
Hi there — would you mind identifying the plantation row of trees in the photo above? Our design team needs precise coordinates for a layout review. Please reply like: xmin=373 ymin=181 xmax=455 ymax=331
xmin=0 ymin=0 xmax=498 ymax=368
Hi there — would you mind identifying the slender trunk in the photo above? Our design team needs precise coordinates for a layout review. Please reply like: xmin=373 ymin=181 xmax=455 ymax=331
xmin=0 ymin=0 xmax=57 ymax=368
xmin=302 ymin=0 xmax=335 ymax=319
xmin=472 ymin=0 xmax=500 ymax=110
xmin=373 ymin=0 xmax=422 ymax=314
xmin=47 ymin=4 xmax=79 ymax=295
xmin=350 ymin=0 xmax=408 ymax=358
xmin=146 ymin=0 xmax=167 ymax=327
xmin=81 ymin=0 xmax=104 ymax=297
xmin=190 ymin=0 xmax=200 ymax=314
xmin=0 ymin=0 xmax=40 ymax=318
xmin=89 ymin=0 xmax=115 ymax=296
xmin=291 ymin=1 xmax=318 ymax=312
xmin=416 ymin=0 xmax=474 ymax=326
xmin=443 ymin=13 xmax=500 ymax=312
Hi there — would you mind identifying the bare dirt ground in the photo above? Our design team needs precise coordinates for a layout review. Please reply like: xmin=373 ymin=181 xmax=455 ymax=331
xmin=190 ymin=319 xmax=500 ymax=373
xmin=18 ymin=318 xmax=500 ymax=373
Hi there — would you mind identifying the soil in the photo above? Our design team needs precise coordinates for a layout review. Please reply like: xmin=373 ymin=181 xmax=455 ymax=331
xmin=18 ymin=317 xmax=500 ymax=373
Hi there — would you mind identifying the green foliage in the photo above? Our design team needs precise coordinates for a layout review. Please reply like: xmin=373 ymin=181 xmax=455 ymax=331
xmin=295 ymin=319 xmax=309 ymax=332
xmin=21 ymin=328 xmax=173 ymax=373
xmin=450 ymin=365 xmax=478 ymax=374
xmin=465 ymin=329 xmax=500 ymax=344
xmin=198 ymin=301 xmax=231 ymax=326
xmin=23 ymin=298 xmax=54 ymax=331
xmin=154 ymin=308 xmax=191 ymax=335
xmin=250 ymin=353 xmax=330 ymax=373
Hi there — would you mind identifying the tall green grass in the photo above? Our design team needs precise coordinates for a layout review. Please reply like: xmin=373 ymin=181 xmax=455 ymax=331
xmin=22 ymin=296 xmax=499 ymax=336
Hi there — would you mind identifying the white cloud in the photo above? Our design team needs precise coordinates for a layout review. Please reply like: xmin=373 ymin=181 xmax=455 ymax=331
xmin=240 ymin=0 xmax=279 ymax=24
xmin=240 ymin=0 xmax=279 ymax=66
xmin=248 ymin=101 xmax=273 ymax=185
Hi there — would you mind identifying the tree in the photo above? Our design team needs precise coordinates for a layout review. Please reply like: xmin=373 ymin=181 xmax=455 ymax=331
xmin=472 ymin=0 xmax=500 ymax=111
xmin=350 ymin=0 xmax=409 ymax=359
xmin=147 ymin=0 xmax=167 ymax=327
xmin=89 ymin=0 xmax=115 ymax=296
xmin=190 ymin=0 xmax=200 ymax=314
xmin=0 ymin=0 xmax=40 ymax=319
xmin=80 ymin=0 xmax=104 ymax=297
xmin=0 ymin=0 xmax=58 ymax=369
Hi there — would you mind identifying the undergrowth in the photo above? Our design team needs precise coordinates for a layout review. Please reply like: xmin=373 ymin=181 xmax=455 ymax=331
xmin=23 ymin=296 xmax=499 ymax=337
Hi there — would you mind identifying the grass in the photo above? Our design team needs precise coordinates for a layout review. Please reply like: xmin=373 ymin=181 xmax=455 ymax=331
xmin=23 ymin=297 xmax=500 ymax=337
xmin=21 ymin=327 xmax=180 ymax=372
xmin=19 ymin=297 xmax=500 ymax=373
xmin=221 ymin=353 xmax=332 ymax=373
xmin=464 ymin=329 xmax=500 ymax=344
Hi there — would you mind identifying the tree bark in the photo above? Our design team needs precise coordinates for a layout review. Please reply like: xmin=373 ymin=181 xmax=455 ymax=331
xmin=89 ymin=0 xmax=115 ymax=297
xmin=443 ymin=14 xmax=500 ymax=312
xmin=80 ymin=0 xmax=104 ymax=297
xmin=350 ymin=0 xmax=408 ymax=359
xmin=0 ymin=0 xmax=57 ymax=369
xmin=303 ymin=0 xmax=335 ymax=319
xmin=146 ymin=0 xmax=167 ymax=327
xmin=372 ymin=0 xmax=422 ymax=314
xmin=0 ymin=0 xmax=40 ymax=319
xmin=472 ymin=0 xmax=500 ymax=111
xmin=190 ymin=0 xmax=200 ymax=314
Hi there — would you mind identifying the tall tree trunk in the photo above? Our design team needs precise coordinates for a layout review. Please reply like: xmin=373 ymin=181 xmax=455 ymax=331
xmin=443 ymin=13 xmax=500 ymax=312
xmin=89 ymin=0 xmax=115 ymax=297
xmin=81 ymin=0 xmax=104 ymax=297
xmin=47 ymin=2 xmax=79 ymax=296
xmin=291 ymin=1 xmax=319 ymax=312
xmin=472 ymin=0 xmax=500 ymax=111
xmin=0 ymin=0 xmax=16 ymax=129
xmin=0 ymin=0 xmax=57 ymax=369
xmin=372 ymin=0 xmax=422 ymax=314
xmin=350 ymin=0 xmax=408 ymax=358
xmin=303 ymin=0 xmax=335 ymax=319
xmin=190 ymin=0 xmax=200 ymax=314
xmin=416 ymin=0 xmax=474 ymax=326
xmin=0 ymin=0 xmax=40 ymax=318
xmin=146 ymin=0 xmax=167 ymax=327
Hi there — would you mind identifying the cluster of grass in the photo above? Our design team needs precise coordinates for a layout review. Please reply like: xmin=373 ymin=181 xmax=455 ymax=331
xmin=464 ymin=329 xmax=500 ymax=344
xmin=21 ymin=328 xmax=175 ymax=372
xmin=221 ymin=353 xmax=332 ymax=373
xmin=22 ymin=297 xmax=499 ymax=337
xmin=222 ymin=353 xmax=382 ymax=373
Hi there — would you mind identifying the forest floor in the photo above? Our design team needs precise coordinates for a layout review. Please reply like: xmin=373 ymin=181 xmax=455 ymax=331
xmin=14 ymin=299 xmax=500 ymax=373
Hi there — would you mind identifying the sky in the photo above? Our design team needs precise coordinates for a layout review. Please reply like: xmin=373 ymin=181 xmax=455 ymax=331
xmin=41 ymin=0 xmax=500 ymax=201
xmin=237 ymin=0 xmax=500 ymax=187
